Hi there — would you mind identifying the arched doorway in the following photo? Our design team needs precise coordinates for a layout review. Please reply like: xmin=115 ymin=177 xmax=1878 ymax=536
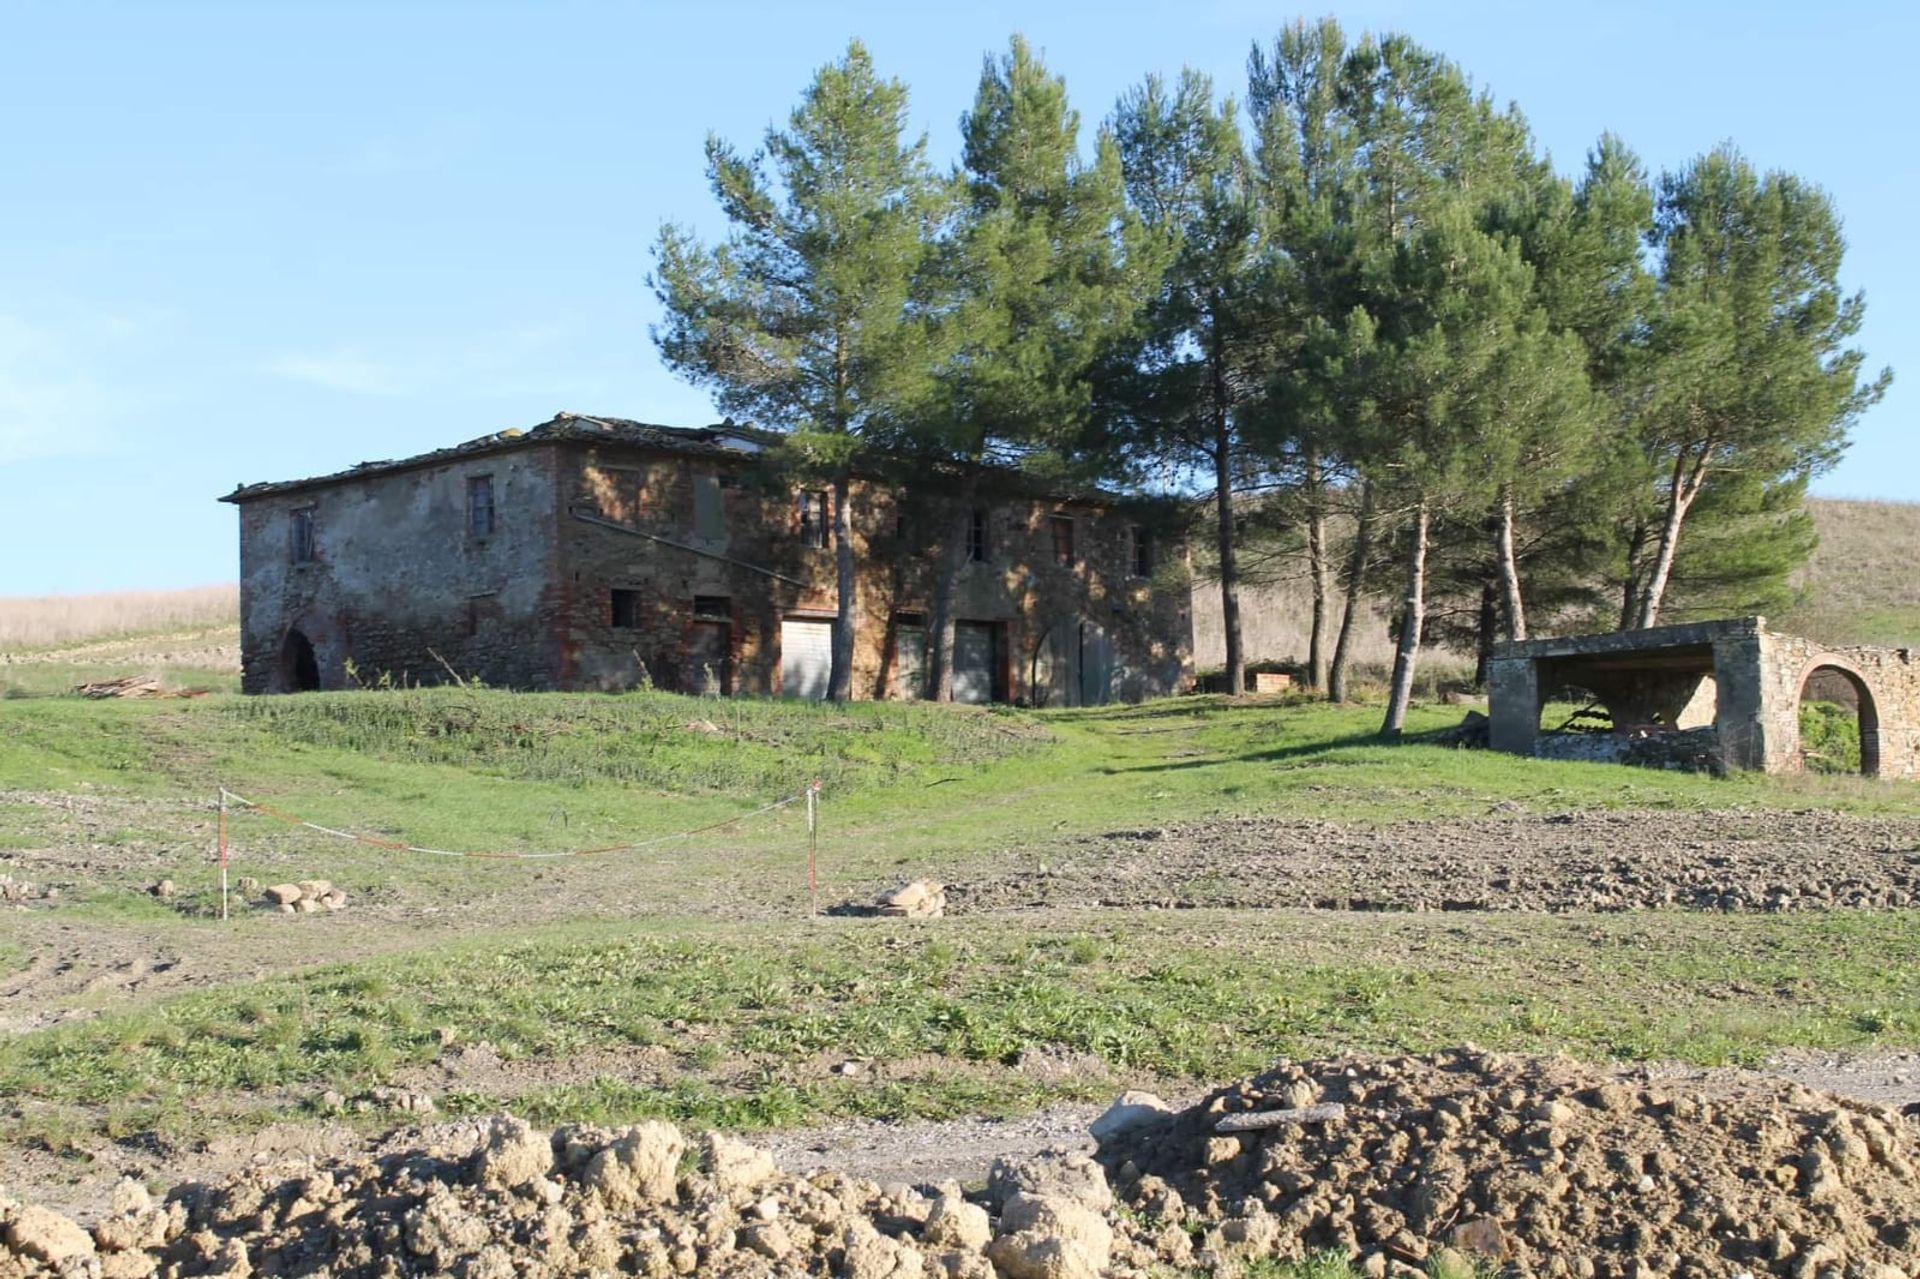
xmin=1798 ymin=664 xmax=1880 ymax=777
xmin=279 ymin=629 xmax=320 ymax=693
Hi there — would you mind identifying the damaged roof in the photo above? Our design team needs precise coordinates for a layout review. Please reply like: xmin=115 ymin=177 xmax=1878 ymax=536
xmin=219 ymin=412 xmax=775 ymax=503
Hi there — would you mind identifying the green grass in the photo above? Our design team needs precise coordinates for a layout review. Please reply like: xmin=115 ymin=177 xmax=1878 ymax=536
xmin=8 ymin=908 xmax=1918 ymax=1146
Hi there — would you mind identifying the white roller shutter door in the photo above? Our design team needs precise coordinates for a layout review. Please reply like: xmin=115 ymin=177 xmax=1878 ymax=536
xmin=780 ymin=619 xmax=833 ymax=700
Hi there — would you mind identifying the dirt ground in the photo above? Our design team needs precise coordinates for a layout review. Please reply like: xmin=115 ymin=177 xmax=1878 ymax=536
xmin=951 ymin=807 xmax=1920 ymax=914
xmin=9 ymin=798 xmax=1920 ymax=1235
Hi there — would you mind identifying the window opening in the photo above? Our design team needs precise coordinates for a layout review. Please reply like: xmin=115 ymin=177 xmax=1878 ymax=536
xmin=611 ymin=589 xmax=641 ymax=629
xmin=967 ymin=509 xmax=989 ymax=562
xmin=468 ymin=475 xmax=495 ymax=537
xmin=799 ymin=490 xmax=830 ymax=548
xmin=291 ymin=507 xmax=316 ymax=564
xmin=1049 ymin=514 xmax=1074 ymax=566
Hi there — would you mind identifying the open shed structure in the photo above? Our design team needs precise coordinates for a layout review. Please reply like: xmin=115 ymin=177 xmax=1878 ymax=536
xmin=1487 ymin=618 xmax=1920 ymax=779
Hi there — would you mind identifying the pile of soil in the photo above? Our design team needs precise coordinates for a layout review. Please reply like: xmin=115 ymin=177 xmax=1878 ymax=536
xmin=953 ymin=809 xmax=1920 ymax=914
xmin=1099 ymin=1048 xmax=1920 ymax=1278
xmin=6 ymin=1051 xmax=1919 ymax=1279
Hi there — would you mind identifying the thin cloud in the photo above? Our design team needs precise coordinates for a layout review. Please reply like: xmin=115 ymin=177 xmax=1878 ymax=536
xmin=0 ymin=314 xmax=120 ymax=464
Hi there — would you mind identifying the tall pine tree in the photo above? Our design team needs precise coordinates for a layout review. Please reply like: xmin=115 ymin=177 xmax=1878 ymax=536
xmin=652 ymin=42 xmax=945 ymax=701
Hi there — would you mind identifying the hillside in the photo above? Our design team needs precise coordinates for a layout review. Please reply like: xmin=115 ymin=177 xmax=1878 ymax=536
xmin=1777 ymin=497 xmax=1920 ymax=646
xmin=1197 ymin=495 xmax=1920 ymax=669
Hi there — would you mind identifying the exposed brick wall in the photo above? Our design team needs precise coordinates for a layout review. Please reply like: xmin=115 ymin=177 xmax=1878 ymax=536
xmin=232 ymin=437 xmax=1194 ymax=704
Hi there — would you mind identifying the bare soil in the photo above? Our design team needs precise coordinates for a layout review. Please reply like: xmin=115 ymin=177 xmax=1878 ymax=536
xmin=951 ymin=808 xmax=1920 ymax=914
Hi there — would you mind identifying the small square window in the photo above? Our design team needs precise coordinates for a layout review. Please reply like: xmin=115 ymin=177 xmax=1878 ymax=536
xmin=692 ymin=595 xmax=731 ymax=622
xmin=611 ymin=588 xmax=641 ymax=629
xmin=290 ymin=507 xmax=316 ymax=564
xmin=1049 ymin=514 xmax=1074 ymax=566
xmin=468 ymin=475 xmax=495 ymax=538
xmin=798 ymin=490 xmax=830 ymax=548
xmin=967 ymin=509 xmax=989 ymax=563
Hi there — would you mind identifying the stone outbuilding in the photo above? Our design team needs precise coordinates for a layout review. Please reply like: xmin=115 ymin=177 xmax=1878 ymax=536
xmin=220 ymin=412 xmax=1193 ymax=704
xmin=1487 ymin=617 xmax=1920 ymax=779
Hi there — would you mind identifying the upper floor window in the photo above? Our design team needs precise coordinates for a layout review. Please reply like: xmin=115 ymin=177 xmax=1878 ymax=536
xmin=798 ymin=490 xmax=830 ymax=549
xmin=610 ymin=588 xmax=641 ymax=629
xmin=1130 ymin=526 xmax=1153 ymax=577
xmin=290 ymin=507 xmax=316 ymax=564
xmin=468 ymin=474 xmax=496 ymax=538
xmin=1049 ymin=514 xmax=1074 ymax=566
xmin=693 ymin=473 xmax=724 ymax=540
xmin=967 ymin=509 xmax=989 ymax=562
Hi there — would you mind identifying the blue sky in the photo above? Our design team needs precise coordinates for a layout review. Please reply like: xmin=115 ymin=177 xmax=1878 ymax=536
xmin=0 ymin=0 xmax=1910 ymax=595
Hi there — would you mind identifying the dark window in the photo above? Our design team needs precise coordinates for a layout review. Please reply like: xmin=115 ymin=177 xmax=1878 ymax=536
xmin=693 ymin=473 xmax=724 ymax=540
xmin=468 ymin=475 xmax=495 ymax=537
xmin=692 ymin=595 xmax=731 ymax=622
xmin=967 ymin=509 xmax=989 ymax=562
xmin=798 ymin=490 xmax=830 ymax=548
xmin=1050 ymin=514 xmax=1074 ymax=566
xmin=611 ymin=588 xmax=641 ymax=629
xmin=290 ymin=507 xmax=315 ymax=564
xmin=1131 ymin=526 xmax=1153 ymax=576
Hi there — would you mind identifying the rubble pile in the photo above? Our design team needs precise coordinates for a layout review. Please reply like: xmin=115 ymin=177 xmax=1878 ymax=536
xmin=1098 ymin=1048 xmax=1920 ymax=1278
xmin=3 ymin=1052 xmax=1917 ymax=1279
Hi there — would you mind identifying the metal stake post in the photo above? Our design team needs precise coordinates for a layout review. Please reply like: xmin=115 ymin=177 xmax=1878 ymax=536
xmin=218 ymin=789 xmax=230 ymax=921
xmin=806 ymin=780 xmax=819 ymax=917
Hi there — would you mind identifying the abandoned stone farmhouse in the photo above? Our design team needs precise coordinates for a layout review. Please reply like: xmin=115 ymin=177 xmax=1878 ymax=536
xmin=222 ymin=413 xmax=1194 ymax=703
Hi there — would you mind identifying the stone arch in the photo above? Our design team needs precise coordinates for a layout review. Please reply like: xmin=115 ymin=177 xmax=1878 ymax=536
xmin=1794 ymin=657 xmax=1881 ymax=778
xmin=277 ymin=628 xmax=321 ymax=693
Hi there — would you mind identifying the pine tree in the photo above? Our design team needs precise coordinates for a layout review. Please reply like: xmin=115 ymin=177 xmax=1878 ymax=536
xmin=917 ymin=37 xmax=1153 ymax=701
xmin=652 ymin=41 xmax=945 ymax=701
xmin=1112 ymin=70 xmax=1282 ymax=696
xmin=1629 ymin=146 xmax=1889 ymax=628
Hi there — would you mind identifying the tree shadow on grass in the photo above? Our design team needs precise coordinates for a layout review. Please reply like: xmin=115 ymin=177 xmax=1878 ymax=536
xmin=1097 ymin=728 xmax=1401 ymax=774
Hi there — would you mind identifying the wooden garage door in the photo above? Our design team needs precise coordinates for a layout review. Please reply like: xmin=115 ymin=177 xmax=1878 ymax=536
xmin=953 ymin=622 xmax=995 ymax=705
xmin=780 ymin=618 xmax=833 ymax=700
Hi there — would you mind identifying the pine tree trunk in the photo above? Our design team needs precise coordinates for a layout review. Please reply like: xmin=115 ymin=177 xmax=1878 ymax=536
xmin=1213 ymin=427 xmax=1244 ymax=697
xmin=1496 ymin=485 xmax=1528 ymax=642
xmin=1328 ymin=481 xmax=1374 ymax=704
xmin=1380 ymin=500 xmax=1430 ymax=739
xmin=1619 ymin=520 xmax=1647 ymax=631
xmin=1475 ymin=579 xmax=1498 ymax=687
xmin=828 ymin=469 xmax=857 ymax=703
xmin=1636 ymin=458 xmax=1698 ymax=630
xmin=925 ymin=472 xmax=981 ymax=702
xmin=1305 ymin=450 xmax=1330 ymax=690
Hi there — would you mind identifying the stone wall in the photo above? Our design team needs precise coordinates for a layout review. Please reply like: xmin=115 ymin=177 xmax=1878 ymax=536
xmin=235 ymin=447 xmax=566 ymax=693
xmin=1488 ymin=618 xmax=1920 ymax=780
xmin=553 ymin=443 xmax=1194 ymax=703
xmin=234 ymin=436 xmax=1194 ymax=703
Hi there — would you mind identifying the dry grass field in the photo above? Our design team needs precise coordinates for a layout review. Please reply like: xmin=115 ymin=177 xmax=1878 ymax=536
xmin=0 ymin=584 xmax=236 ymax=650
xmin=1778 ymin=497 xmax=1920 ymax=646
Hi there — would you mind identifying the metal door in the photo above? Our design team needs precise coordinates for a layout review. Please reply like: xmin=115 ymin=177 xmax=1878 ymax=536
xmin=780 ymin=618 xmax=832 ymax=699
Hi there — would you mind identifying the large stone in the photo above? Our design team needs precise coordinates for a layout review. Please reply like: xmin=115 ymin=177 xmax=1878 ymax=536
xmin=705 ymin=1132 xmax=778 ymax=1194
xmin=296 ymin=879 xmax=333 ymax=901
xmin=987 ymin=1192 xmax=1112 ymax=1279
xmin=921 ymin=1194 xmax=991 ymax=1252
xmin=843 ymin=1231 xmax=924 ymax=1279
xmin=262 ymin=883 xmax=301 ymax=906
xmin=1088 ymin=1091 xmax=1171 ymax=1145
xmin=472 ymin=1115 xmax=554 ymax=1191
xmin=987 ymin=1151 xmax=1112 ymax=1214
xmin=584 ymin=1121 xmax=685 ymax=1208
xmin=6 ymin=1204 xmax=96 ymax=1263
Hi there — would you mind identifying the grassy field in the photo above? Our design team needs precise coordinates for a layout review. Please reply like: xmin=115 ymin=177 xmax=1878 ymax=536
xmin=4 ymin=681 xmax=1920 ymax=1168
